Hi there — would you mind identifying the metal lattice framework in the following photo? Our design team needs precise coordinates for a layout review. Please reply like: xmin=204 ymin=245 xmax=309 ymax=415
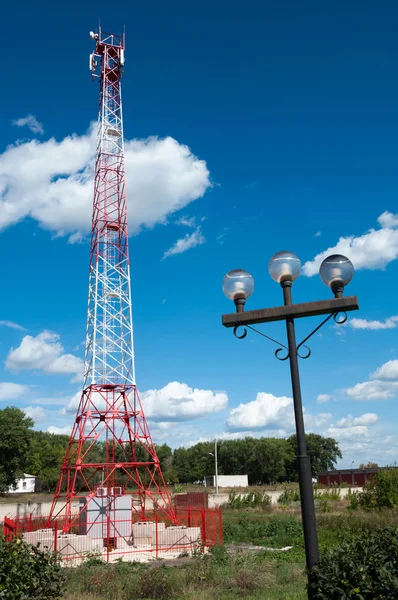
xmin=48 ymin=30 xmax=174 ymax=531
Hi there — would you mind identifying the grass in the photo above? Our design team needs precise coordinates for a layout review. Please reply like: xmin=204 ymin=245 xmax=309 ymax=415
xmin=25 ymin=498 xmax=398 ymax=599
xmin=63 ymin=550 xmax=307 ymax=600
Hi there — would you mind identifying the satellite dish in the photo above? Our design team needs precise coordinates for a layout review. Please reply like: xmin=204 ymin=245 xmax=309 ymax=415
xmin=89 ymin=31 xmax=96 ymax=40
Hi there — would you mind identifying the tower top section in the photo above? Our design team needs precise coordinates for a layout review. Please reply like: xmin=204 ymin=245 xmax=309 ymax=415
xmin=89 ymin=28 xmax=125 ymax=77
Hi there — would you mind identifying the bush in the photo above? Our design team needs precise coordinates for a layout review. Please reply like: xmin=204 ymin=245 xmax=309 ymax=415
xmin=355 ymin=467 xmax=398 ymax=510
xmin=309 ymin=525 xmax=398 ymax=599
xmin=346 ymin=489 xmax=360 ymax=511
xmin=278 ymin=488 xmax=300 ymax=505
xmin=228 ymin=490 xmax=271 ymax=509
xmin=136 ymin=566 xmax=185 ymax=599
xmin=0 ymin=535 xmax=66 ymax=599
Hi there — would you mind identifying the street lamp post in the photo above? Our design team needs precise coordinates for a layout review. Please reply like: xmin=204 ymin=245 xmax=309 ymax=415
xmin=221 ymin=253 xmax=359 ymax=597
xmin=209 ymin=439 xmax=219 ymax=494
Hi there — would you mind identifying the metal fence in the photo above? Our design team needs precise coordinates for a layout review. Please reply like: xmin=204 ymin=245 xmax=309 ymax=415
xmin=4 ymin=506 xmax=222 ymax=565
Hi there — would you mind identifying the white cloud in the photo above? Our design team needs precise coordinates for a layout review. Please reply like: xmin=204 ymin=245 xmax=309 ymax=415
xmin=24 ymin=406 xmax=46 ymax=423
xmin=226 ymin=392 xmax=332 ymax=433
xmin=12 ymin=115 xmax=44 ymax=135
xmin=305 ymin=413 xmax=332 ymax=429
xmin=0 ymin=320 xmax=26 ymax=331
xmin=175 ymin=215 xmax=197 ymax=227
xmin=345 ymin=380 xmax=398 ymax=401
xmin=303 ymin=211 xmax=398 ymax=276
xmin=0 ymin=382 xmax=28 ymax=402
xmin=371 ymin=359 xmax=398 ymax=380
xmin=316 ymin=394 xmax=331 ymax=404
xmin=0 ymin=127 xmax=211 ymax=241
xmin=343 ymin=358 xmax=398 ymax=401
xmin=336 ymin=413 xmax=378 ymax=427
xmin=378 ymin=211 xmax=398 ymax=228
xmin=162 ymin=226 xmax=205 ymax=259
xmin=141 ymin=381 xmax=227 ymax=421
xmin=6 ymin=330 xmax=83 ymax=380
xmin=47 ymin=425 xmax=71 ymax=435
xmin=326 ymin=425 xmax=369 ymax=440
xmin=354 ymin=413 xmax=378 ymax=426
xmin=227 ymin=393 xmax=293 ymax=432
xmin=348 ymin=316 xmax=398 ymax=330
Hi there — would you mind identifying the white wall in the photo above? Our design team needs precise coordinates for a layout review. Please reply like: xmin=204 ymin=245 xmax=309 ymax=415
xmin=205 ymin=475 xmax=249 ymax=488
xmin=8 ymin=476 xmax=36 ymax=494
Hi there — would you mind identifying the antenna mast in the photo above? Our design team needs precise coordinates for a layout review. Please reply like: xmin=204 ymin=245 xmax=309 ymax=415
xmin=48 ymin=29 xmax=174 ymax=533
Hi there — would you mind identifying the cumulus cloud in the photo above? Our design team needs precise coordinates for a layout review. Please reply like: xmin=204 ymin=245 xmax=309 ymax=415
xmin=348 ymin=316 xmax=398 ymax=330
xmin=226 ymin=392 xmax=331 ymax=433
xmin=344 ymin=358 xmax=398 ymax=401
xmin=162 ymin=226 xmax=205 ymax=259
xmin=0 ymin=320 xmax=26 ymax=331
xmin=303 ymin=211 xmax=398 ymax=276
xmin=12 ymin=115 xmax=44 ymax=135
xmin=227 ymin=393 xmax=293 ymax=432
xmin=141 ymin=381 xmax=227 ymax=421
xmin=345 ymin=380 xmax=398 ymax=401
xmin=336 ymin=413 xmax=378 ymax=427
xmin=0 ymin=127 xmax=211 ymax=241
xmin=0 ymin=382 xmax=28 ymax=402
xmin=326 ymin=425 xmax=369 ymax=440
xmin=370 ymin=360 xmax=398 ymax=380
xmin=24 ymin=406 xmax=46 ymax=423
xmin=6 ymin=331 xmax=83 ymax=380
xmin=316 ymin=394 xmax=331 ymax=404
xmin=47 ymin=425 xmax=71 ymax=435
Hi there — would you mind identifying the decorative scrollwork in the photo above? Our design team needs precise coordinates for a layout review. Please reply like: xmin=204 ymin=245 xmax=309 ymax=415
xmin=233 ymin=325 xmax=247 ymax=339
xmin=297 ymin=344 xmax=311 ymax=359
xmin=334 ymin=311 xmax=348 ymax=325
xmin=275 ymin=347 xmax=290 ymax=361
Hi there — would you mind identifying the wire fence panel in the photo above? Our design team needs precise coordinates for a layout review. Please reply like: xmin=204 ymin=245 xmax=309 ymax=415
xmin=5 ymin=506 xmax=223 ymax=565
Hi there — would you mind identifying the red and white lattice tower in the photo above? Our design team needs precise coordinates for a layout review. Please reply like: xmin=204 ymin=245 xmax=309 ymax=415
xmin=48 ymin=29 xmax=174 ymax=531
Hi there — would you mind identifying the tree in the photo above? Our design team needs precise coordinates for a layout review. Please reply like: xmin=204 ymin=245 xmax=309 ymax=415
xmin=286 ymin=433 xmax=342 ymax=479
xmin=359 ymin=462 xmax=378 ymax=469
xmin=0 ymin=407 xmax=34 ymax=493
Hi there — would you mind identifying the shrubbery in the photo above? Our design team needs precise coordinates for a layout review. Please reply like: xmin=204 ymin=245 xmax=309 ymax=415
xmin=349 ymin=467 xmax=398 ymax=510
xmin=228 ymin=490 xmax=271 ymax=509
xmin=309 ymin=525 xmax=398 ymax=599
xmin=0 ymin=535 xmax=65 ymax=599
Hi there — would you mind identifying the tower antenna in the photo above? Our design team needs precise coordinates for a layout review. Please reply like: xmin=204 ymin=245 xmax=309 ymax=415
xmin=48 ymin=29 xmax=174 ymax=535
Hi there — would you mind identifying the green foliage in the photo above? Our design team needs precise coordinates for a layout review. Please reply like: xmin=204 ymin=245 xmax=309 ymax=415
xmin=286 ymin=434 xmax=342 ymax=480
xmin=309 ymin=525 xmax=398 ymax=599
xmin=223 ymin=512 xmax=303 ymax=547
xmin=228 ymin=490 xmax=271 ymax=509
xmin=278 ymin=488 xmax=300 ymax=505
xmin=347 ymin=489 xmax=360 ymax=511
xmin=135 ymin=566 xmax=184 ymax=599
xmin=173 ymin=434 xmax=341 ymax=485
xmin=0 ymin=407 xmax=34 ymax=493
xmin=0 ymin=535 xmax=65 ymax=599
xmin=353 ymin=467 xmax=398 ymax=510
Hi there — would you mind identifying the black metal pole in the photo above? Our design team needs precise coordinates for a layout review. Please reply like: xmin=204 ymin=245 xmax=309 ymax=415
xmin=282 ymin=282 xmax=319 ymax=595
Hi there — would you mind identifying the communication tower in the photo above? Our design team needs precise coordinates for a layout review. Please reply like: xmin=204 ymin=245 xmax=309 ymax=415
xmin=48 ymin=29 xmax=174 ymax=533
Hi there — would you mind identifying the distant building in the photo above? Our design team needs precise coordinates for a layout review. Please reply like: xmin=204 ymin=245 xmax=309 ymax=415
xmin=204 ymin=475 xmax=249 ymax=488
xmin=317 ymin=468 xmax=378 ymax=487
xmin=8 ymin=474 xmax=36 ymax=494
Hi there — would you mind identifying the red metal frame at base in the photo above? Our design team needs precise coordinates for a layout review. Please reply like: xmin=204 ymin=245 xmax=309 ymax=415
xmin=6 ymin=507 xmax=223 ymax=564
xmin=47 ymin=384 xmax=175 ymax=532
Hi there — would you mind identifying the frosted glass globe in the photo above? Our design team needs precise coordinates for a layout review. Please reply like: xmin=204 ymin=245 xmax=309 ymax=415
xmin=268 ymin=251 xmax=301 ymax=283
xmin=320 ymin=254 xmax=354 ymax=289
xmin=222 ymin=269 xmax=254 ymax=301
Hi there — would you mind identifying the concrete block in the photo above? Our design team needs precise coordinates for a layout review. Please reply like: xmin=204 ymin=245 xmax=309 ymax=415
xmin=157 ymin=526 xmax=201 ymax=548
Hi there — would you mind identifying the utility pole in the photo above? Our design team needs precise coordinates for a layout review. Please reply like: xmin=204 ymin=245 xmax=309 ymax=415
xmin=214 ymin=438 xmax=219 ymax=495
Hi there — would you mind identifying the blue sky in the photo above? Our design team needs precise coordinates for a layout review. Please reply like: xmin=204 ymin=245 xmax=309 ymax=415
xmin=1 ymin=0 xmax=398 ymax=467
